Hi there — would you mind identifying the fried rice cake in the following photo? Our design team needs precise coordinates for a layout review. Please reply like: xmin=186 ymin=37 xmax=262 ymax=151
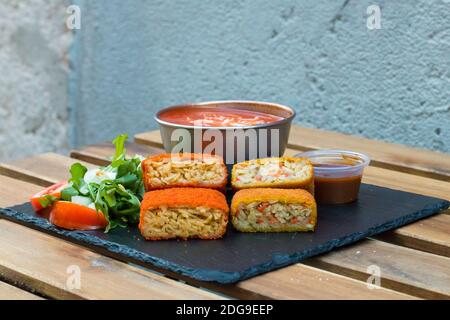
xmin=231 ymin=188 xmax=317 ymax=233
xmin=231 ymin=157 xmax=314 ymax=193
xmin=139 ymin=188 xmax=229 ymax=240
xmin=142 ymin=153 xmax=227 ymax=192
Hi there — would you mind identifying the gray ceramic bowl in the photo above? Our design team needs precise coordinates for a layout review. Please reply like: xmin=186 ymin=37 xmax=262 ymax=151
xmin=155 ymin=100 xmax=296 ymax=165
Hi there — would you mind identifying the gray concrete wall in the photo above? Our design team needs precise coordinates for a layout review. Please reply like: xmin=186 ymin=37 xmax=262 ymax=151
xmin=72 ymin=0 xmax=450 ymax=153
xmin=1 ymin=1 xmax=449 ymax=162
xmin=0 ymin=0 xmax=72 ymax=161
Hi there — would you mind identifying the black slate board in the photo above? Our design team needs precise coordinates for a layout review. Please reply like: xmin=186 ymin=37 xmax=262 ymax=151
xmin=1 ymin=184 xmax=448 ymax=284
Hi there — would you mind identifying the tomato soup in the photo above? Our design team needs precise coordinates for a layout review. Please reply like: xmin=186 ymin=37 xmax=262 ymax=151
xmin=158 ymin=107 xmax=284 ymax=127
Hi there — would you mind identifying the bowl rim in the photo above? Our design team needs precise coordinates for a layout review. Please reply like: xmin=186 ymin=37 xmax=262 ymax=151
xmin=154 ymin=100 xmax=296 ymax=130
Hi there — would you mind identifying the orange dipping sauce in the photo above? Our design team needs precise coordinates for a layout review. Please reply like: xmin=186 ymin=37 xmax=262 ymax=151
xmin=314 ymin=163 xmax=363 ymax=205
xmin=158 ymin=107 xmax=284 ymax=127
xmin=295 ymin=150 xmax=371 ymax=205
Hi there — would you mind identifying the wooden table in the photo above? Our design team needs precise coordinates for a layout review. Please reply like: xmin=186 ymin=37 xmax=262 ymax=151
xmin=1 ymin=125 xmax=449 ymax=300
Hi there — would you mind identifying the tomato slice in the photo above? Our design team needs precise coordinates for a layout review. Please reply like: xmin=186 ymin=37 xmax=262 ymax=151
xmin=30 ymin=181 xmax=68 ymax=212
xmin=49 ymin=201 xmax=108 ymax=231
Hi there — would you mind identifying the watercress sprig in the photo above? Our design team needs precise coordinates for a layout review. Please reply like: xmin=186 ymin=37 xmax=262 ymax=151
xmin=61 ymin=134 xmax=145 ymax=232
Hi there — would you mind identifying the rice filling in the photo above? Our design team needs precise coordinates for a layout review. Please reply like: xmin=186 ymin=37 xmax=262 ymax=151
xmin=141 ymin=206 xmax=226 ymax=239
xmin=145 ymin=159 xmax=224 ymax=186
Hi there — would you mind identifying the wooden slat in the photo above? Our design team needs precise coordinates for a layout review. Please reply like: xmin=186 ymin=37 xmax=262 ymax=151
xmin=305 ymin=239 xmax=450 ymax=299
xmin=0 ymin=176 xmax=225 ymax=300
xmin=2 ymin=152 xmax=151 ymax=187
xmin=135 ymin=130 xmax=165 ymax=149
xmin=376 ymin=214 xmax=450 ymax=257
xmin=0 ymin=281 xmax=43 ymax=300
xmin=135 ymin=127 xmax=450 ymax=181
xmin=236 ymin=264 xmax=415 ymax=300
xmin=0 ymin=153 xmax=96 ymax=187
xmin=363 ymin=166 xmax=450 ymax=201
xmin=70 ymin=142 xmax=162 ymax=166
xmin=0 ymin=160 xmax=414 ymax=300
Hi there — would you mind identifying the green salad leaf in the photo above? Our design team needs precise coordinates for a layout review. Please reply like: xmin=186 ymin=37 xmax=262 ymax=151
xmin=111 ymin=134 xmax=128 ymax=167
xmin=38 ymin=195 xmax=60 ymax=208
xmin=60 ymin=134 xmax=144 ymax=232
xmin=60 ymin=186 xmax=79 ymax=201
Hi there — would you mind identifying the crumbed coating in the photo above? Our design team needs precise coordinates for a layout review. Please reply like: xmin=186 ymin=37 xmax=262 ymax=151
xmin=231 ymin=188 xmax=316 ymax=211
xmin=231 ymin=157 xmax=314 ymax=192
xmin=142 ymin=153 xmax=228 ymax=192
xmin=141 ymin=188 xmax=229 ymax=213
xmin=144 ymin=153 xmax=222 ymax=163
xmin=232 ymin=224 xmax=314 ymax=233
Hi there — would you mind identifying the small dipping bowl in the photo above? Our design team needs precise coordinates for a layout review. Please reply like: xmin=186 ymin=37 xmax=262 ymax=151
xmin=295 ymin=150 xmax=371 ymax=205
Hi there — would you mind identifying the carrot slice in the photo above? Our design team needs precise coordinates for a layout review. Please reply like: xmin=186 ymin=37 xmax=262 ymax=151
xmin=257 ymin=202 xmax=269 ymax=213
xmin=49 ymin=201 xmax=108 ymax=231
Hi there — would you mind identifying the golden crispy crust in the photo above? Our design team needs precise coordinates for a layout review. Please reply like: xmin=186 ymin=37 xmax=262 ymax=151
xmin=145 ymin=181 xmax=228 ymax=193
xmin=231 ymin=224 xmax=314 ymax=233
xmin=231 ymin=157 xmax=314 ymax=192
xmin=231 ymin=188 xmax=316 ymax=211
xmin=144 ymin=153 xmax=224 ymax=163
xmin=231 ymin=188 xmax=317 ymax=232
xmin=140 ymin=188 xmax=229 ymax=213
xmin=142 ymin=153 xmax=228 ymax=192
xmin=139 ymin=188 xmax=229 ymax=241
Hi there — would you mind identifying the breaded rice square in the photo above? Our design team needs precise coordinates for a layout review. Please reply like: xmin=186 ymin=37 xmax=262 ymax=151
xmin=142 ymin=153 xmax=227 ymax=192
xmin=231 ymin=157 xmax=314 ymax=193
xmin=139 ymin=188 xmax=229 ymax=240
xmin=231 ymin=188 xmax=317 ymax=233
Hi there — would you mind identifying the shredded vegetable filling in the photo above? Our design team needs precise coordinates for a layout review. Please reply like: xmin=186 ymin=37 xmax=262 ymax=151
xmin=236 ymin=201 xmax=314 ymax=231
xmin=234 ymin=159 xmax=311 ymax=185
